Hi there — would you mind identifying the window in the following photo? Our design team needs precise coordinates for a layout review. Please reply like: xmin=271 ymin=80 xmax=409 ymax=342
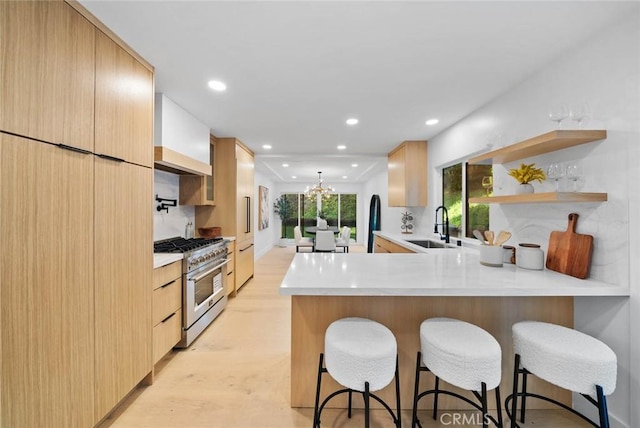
xmin=442 ymin=163 xmax=491 ymax=239
xmin=280 ymin=193 xmax=357 ymax=240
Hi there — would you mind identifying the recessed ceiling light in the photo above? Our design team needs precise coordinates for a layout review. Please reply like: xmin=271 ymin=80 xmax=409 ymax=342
xmin=342 ymin=175 xmax=348 ymax=179
xmin=282 ymin=163 xmax=289 ymax=167
xmin=291 ymin=176 xmax=297 ymax=179
xmin=425 ymin=118 xmax=439 ymax=126
xmin=337 ymin=145 xmax=347 ymax=150
xmin=262 ymin=144 xmax=272 ymax=150
xmin=207 ymin=80 xmax=227 ymax=91
xmin=351 ymin=163 xmax=358 ymax=167
xmin=346 ymin=118 xmax=358 ymax=126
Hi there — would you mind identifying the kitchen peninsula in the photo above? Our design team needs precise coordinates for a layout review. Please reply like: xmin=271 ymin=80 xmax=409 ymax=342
xmin=279 ymin=236 xmax=628 ymax=411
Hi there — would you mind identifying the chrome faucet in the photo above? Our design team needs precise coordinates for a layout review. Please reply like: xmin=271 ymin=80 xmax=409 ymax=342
xmin=434 ymin=205 xmax=450 ymax=244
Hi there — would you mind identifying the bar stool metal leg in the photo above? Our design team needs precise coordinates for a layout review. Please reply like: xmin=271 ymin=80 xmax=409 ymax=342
xmin=364 ymin=381 xmax=370 ymax=428
xmin=313 ymin=353 xmax=325 ymax=428
xmin=432 ymin=376 xmax=440 ymax=420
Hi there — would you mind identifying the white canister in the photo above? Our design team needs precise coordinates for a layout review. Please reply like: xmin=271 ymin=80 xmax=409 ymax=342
xmin=516 ymin=243 xmax=544 ymax=270
xmin=480 ymin=245 xmax=504 ymax=267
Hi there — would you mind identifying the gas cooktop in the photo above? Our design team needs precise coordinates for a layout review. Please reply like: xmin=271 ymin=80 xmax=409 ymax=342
xmin=153 ymin=237 xmax=224 ymax=253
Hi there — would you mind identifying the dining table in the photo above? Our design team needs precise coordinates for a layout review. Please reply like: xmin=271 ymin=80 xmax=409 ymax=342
xmin=304 ymin=226 xmax=340 ymax=234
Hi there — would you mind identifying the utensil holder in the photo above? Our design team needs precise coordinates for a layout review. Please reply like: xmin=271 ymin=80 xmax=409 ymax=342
xmin=480 ymin=245 xmax=504 ymax=267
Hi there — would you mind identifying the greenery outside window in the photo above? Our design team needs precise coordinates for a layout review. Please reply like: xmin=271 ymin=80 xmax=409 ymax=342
xmin=279 ymin=193 xmax=357 ymax=240
xmin=442 ymin=163 xmax=490 ymax=239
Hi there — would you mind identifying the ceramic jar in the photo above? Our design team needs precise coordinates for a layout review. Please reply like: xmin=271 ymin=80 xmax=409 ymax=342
xmin=516 ymin=243 xmax=544 ymax=270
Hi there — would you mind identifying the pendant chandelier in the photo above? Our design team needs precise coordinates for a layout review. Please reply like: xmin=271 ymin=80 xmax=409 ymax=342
xmin=305 ymin=171 xmax=334 ymax=200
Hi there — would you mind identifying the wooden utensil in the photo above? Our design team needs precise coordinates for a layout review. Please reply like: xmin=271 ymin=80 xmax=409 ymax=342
xmin=473 ymin=229 xmax=486 ymax=244
xmin=546 ymin=213 xmax=594 ymax=279
xmin=494 ymin=230 xmax=512 ymax=247
xmin=484 ymin=230 xmax=495 ymax=246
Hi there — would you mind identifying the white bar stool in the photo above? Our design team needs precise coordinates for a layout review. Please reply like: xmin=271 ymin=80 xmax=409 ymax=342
xmin=313 ymin=317 xmax=401 ymax=428
xmin=411 ymin=317 xmax=503 ymax=428
xmin=506 ymin=321 xmax=617 ymax=428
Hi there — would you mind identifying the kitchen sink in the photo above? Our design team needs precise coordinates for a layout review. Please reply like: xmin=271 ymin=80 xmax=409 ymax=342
xmin=405 ymin=239 xmax=450 ymax=249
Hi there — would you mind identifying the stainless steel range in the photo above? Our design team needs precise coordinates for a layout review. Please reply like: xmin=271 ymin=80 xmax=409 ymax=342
xmin=154 ymin=237 xmax=229 ymax=347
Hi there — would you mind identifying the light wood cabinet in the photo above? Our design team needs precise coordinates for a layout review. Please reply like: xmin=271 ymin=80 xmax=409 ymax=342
xmin=468 ymin=130 xmax=608 ymax=204
xmin=196 ymin=137 xmax=255 ymax=293
xmin=374 ymin=235 xmax=415 ymax=253
xmin=226 ymin=241 xmax=236 ymax=296
xmin=388 ymin=140 xmax=428 ymax=207
xmin=236 ymin=240 xmax=255 ymax=290
xmin=0 ymin=1 xmax=95 ymax=151
xmin=152 ymin=261 xmax=182 ymax=364
xmin=1 ymin=3 xmax=155 ymax=426
xmin=1 ymin=133 xmax=95 ymax=427
xmin=180 ymin=136 xmax=216 ymax=205
xmin=95 ymin=30 xmax=154 ymax=167
xmin=94 ymin=159 xmax=153 ymax=421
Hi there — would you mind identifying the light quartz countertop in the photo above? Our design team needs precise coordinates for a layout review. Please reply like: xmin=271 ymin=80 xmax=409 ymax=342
xmin=153 ymin=253 xmax=183 ymax=269
xmin=279 ymin=232 xmax=628 ymax=297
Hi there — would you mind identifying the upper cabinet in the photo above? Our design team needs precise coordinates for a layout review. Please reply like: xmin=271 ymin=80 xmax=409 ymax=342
xmin=95 ymin=30 xmax=154 ymax=167
xmin=153 ymin=94 xmax=211 ymax=175
xmin=468 ymin=130 xmax=608 ymax=204
xmin=179 ymin=135 xmax=216 ymax=205
xmin=0 ymin=1 xmax=95 ymax=151
xmin=388 ymin=140 xmax=428 ymax=207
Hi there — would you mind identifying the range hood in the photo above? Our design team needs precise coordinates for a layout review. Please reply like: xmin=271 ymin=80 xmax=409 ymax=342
xmin=154 ymin=93 xmax=211 ymax=176
xmin=154 ymin=146 xmax=210 ymax=175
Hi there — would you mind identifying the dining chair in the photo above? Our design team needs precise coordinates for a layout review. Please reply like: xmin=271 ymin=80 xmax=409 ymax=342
xmin=294 ymin=225 xmax=314 ymax=252
xmin=336 ymin=226 xmax=351 ymax=253
xmin=314 ymin=230 xmax=336 ymax=252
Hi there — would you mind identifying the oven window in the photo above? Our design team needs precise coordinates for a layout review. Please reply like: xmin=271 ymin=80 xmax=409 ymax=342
xmin=194 ymin=271 xmax=216 ymax=306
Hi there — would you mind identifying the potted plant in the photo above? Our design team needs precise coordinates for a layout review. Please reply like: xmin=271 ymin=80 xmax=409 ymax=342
xmin=273 ymin=195 xmax=292 ymax=247
xmin=508 ymin=163 xmax=546 ymax=194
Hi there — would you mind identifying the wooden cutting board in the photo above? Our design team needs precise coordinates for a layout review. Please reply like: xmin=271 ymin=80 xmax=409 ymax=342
xmin=546 ymin=213 xmax=593 ymax=279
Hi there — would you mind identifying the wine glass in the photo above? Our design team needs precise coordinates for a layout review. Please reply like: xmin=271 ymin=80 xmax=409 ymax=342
xmin=549 ymin=104 xmax=569 ymax=129
xmin=566 ymin=163 xmax=581 ymax=192
xmin=481 ymin=176 xmax=493 ymax=197
xmin=569 ymin=103 xmax=589 ymax=129
xmin=547 ymin=163 xmax=564 ymax=191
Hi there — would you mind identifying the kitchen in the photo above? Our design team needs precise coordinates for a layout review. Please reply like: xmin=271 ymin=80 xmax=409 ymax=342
xmin=1 ymin=1 xmax=639 ymax=428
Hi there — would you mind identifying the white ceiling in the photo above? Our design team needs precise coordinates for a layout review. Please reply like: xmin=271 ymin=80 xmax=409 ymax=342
xmin=80 ymin=0 xmax=637 ymax=185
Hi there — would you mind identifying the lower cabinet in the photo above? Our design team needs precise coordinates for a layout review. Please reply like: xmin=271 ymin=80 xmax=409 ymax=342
xmin=1 ymin=134 xmax=95 ymax=427
xmin=374 ymin=235 xmax=415 ymax=253
xmin=152 ymin=261 xmax=182 ymax=364
xmin=226 ymin=241 xmax=236 ymax=296
xmin=236 ymin=238 xmax=255 ymax=292
xmin=94 ymin=159 xmax=153 ymax=422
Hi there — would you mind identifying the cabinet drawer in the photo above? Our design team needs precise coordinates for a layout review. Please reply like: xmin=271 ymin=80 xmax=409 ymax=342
xmin=153 ymin=308 xmax=182 ymax=364
xmin=153 ymin=260 xmax=182 ymax=290
xmin=152 ymin=278 xmax=182 ymax=326
xmin=226 ymin=269 xmax=235 ymax=296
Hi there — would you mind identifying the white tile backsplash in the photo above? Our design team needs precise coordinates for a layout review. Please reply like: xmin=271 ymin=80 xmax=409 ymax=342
xmin=153 ymin=170 xmax=195 ymax=242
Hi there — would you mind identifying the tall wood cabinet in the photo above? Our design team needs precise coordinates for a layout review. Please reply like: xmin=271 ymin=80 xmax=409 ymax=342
xmin=388 ymin=140 xmax=428 ymax=207
xmin=1 ymin=2 xmax=154 ymax=426
xmin=93 ymin=30 xmax=154 ymax=421
xmin=196 ymin=137 xmax=255 ymax=293
xmin=0 ymin=134 xmax=96 ymax=427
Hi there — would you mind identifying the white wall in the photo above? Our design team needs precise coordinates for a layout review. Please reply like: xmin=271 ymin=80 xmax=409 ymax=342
xmin=425 ymin=12 xmax=639 ymax=427
xmin=253 ymin=170 xmax=278 ymax=259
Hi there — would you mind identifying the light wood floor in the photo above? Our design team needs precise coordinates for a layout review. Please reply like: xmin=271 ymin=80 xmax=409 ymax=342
xmin=99 ymin=245 xmax=588 ymax=427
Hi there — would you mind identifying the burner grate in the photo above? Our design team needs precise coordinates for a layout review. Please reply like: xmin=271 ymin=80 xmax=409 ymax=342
xmin=153 ymin=237 xmax=223 ymax=253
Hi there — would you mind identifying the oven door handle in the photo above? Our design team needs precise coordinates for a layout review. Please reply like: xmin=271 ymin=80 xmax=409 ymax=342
xmin=189 ymin=259 xmax=230 ymax=283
